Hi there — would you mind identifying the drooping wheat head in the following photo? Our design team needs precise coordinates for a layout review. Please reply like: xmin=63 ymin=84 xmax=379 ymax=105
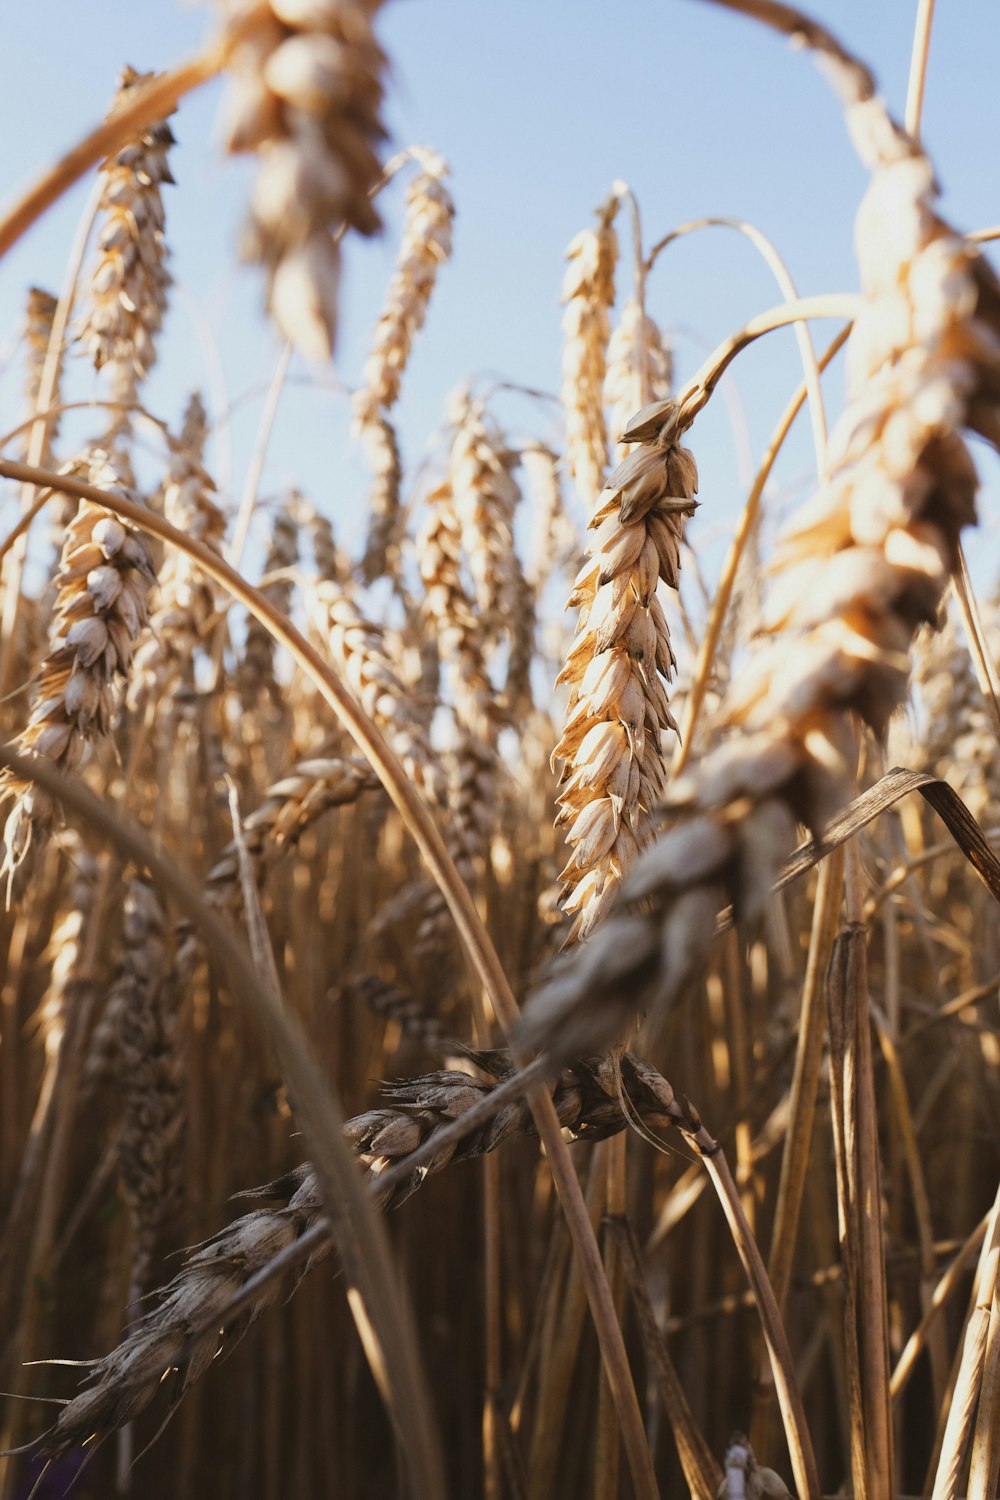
xmin=220 ymin=0 xmax=388 ymax=360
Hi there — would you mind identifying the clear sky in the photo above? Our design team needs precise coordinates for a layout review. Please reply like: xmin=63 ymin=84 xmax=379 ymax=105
xmin=1 ymin=0 xmax=999 ymax=584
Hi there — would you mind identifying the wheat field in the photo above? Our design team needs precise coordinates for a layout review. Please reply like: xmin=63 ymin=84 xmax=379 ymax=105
xmin=1 ymin=2 xmax=1000 ymax=1497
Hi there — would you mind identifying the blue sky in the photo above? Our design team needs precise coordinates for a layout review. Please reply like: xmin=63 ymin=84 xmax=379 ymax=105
xmin=1 ymin=0 xmax=999 ymax=586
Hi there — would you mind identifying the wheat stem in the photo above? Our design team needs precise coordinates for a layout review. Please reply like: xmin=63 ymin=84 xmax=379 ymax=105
xmin=647 ymin=215 xmax=828 ymax=472
xmin=672 ymin=321 xmax=851 ymax=775
xmin=904 ymin=0 xmax=937 ymax=141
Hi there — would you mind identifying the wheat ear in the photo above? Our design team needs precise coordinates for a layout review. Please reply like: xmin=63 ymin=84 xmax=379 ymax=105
xmin=36 ymin=1049 xmax=683 ymax=1461
xmin=520 ymin=21 xmax=1000 ymax=1058
xmin=562 ymin=193 xmax=619 ymax=502
xmin=220 ymin=0 xmax=388 ymax=360
xmin=0 ymin=452 xmax=156 ymax=875
xmin=77 ymin=67 xmax=174 ymax=470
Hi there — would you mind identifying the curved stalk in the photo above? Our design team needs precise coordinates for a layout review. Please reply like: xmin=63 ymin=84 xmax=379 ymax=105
xmin=0 ymin=47 xmax=228 ymax=261
xmin=647 ymin=215 xmax=828 ymax=473
xmin=675 ymin=294 xmax=860 ymax=431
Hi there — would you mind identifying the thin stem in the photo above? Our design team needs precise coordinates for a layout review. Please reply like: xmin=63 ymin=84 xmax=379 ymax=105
xmin=0 ymin=456 xmax=659 ymax=1500
xmin=228 ymin=342 xmax=293 ymax=571
xmin=953 ymin=548 xmax=1000 ymax=746
xmin=699 ymin=0 xmax=878 ymax=111
xmin=891 ymin=1209 xmax=992 ymax=1401
xmin=676 ymin=295 xmax=860 ymax=432
xmin=703 ymin=1150 xmax=822 ymax=1499
xmin=905 ymin=0 xmax=937 ymax=141
xmin=647 ymin=216 xmax=828 ymax=473
xmin=673 ymin=321 xmax=851 ymax=773
xmin=0 ymin=400 xmax=170 ymax=455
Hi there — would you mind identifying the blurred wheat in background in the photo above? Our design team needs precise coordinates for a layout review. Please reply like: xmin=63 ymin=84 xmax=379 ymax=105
xmin=2 ymin=1 xmax=1000 ymax=1497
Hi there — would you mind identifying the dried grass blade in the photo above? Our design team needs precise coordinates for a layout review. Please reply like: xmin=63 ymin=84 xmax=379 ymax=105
xmin=953 ymin=545 xmax=1000 ymax=747
xmin=612 ymin=1218 xmax=721 ymax=1500
xmin=968 ymin=1287 xmax=1000 ymax=1500
xmin=844 ymin=922 xmax=894 ymax=1500
xmin=892 ymin=1209 xmax=991 ymax=1401
xmin=825 ymin=927 xmax=870 ymax=1500
xmin=773 ymin=769 xmax=1000 ymax=908
xmin=749 ymin=846 xmax=843 ymax=1456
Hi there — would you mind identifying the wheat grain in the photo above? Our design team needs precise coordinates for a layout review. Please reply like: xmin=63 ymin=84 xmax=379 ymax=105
xmin=553 ymin=399 xmax=698 ymax=943
xmin=131 ymin=394 xmax=227 ymax=707
xmin=604 ymin=296 xmax=673 ymax=462
xmin=562 ymin=194 xmax=619 ymax=503
xmin=238 ymin=500 xmax=298 ymax=712
xmin=77 ymin=67 xmax=174 ymax=470
xmin=292 ymin=488 xmax=347 ymax=585
xmin=912 ymin=605 xmax=1000 ymax=821
xmin=449 ymin=389 xmax=523 ymax=647
xmin=309 ymin=584 xmax=445 ymax=806
xmin=353 ymin=147 xmax=453 ymax=580
xmin=355 ymin=147 xmax=454 ymax=416
xmin=22 ymin=288 xmax=60 ymax=464
xmin=356 ymin=412 xmax=403 ymax=584
xmin=220 ymin=0 xmax=388 ymax=360
xmin=0 ymin=451 xmax=156 ymax=875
